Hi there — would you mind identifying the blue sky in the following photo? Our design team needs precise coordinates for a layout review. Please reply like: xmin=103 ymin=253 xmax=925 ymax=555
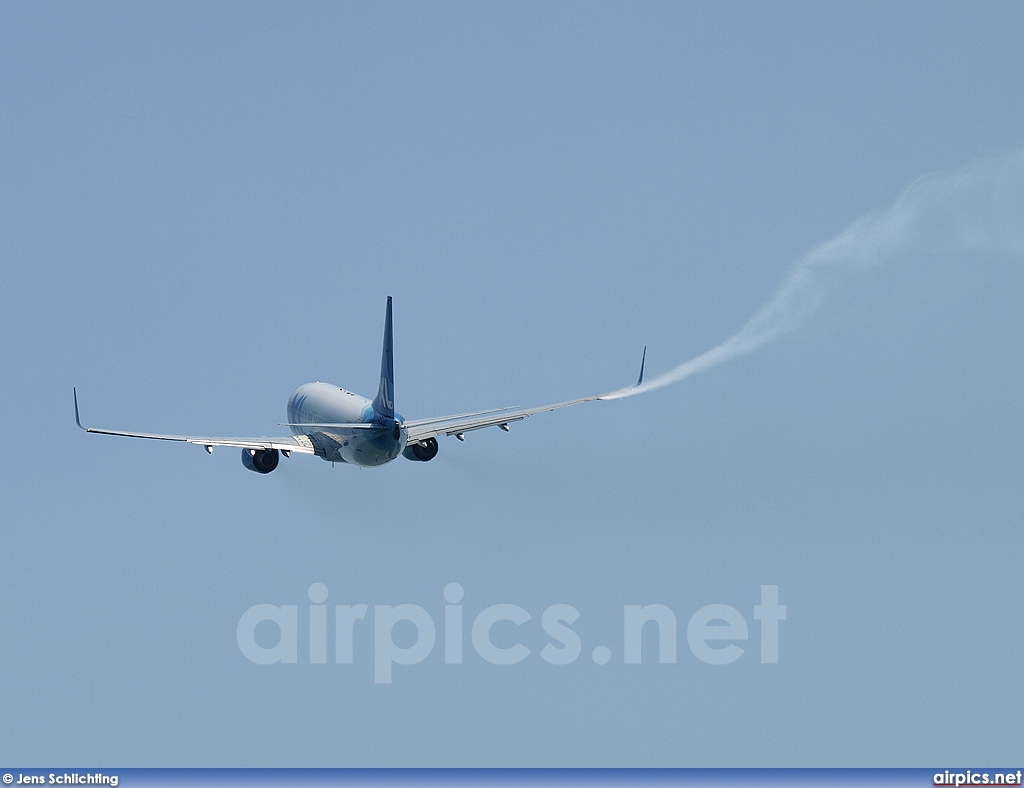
xmin=2 ymin=1 xmax=1023 ymax=767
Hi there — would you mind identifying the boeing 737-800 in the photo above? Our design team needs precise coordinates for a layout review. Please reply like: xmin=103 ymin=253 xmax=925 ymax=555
xmin=74 ymin=297 xmax=645 ymax=473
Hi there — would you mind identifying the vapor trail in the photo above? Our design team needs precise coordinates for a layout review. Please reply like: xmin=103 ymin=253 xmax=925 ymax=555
xmin=604 ymin=149 xmax=1024 ymax=400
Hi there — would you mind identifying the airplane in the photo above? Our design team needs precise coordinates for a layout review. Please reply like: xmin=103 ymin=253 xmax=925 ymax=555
xmin=74 ymin=297 xmax=646 ymax=473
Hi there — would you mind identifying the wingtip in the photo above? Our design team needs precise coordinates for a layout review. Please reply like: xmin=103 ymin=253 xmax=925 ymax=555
xmin=73 ymin=387 xmax=85 ymax=430
xmin=635 ymin=346 xmax=647 ymax=387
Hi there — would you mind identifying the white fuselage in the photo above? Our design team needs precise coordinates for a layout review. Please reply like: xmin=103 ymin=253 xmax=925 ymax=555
xmin=286 ymin=382 xmax=406 ymax=466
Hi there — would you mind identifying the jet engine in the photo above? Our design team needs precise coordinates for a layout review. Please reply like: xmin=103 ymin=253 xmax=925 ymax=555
xmin=402 ymin=437 xmax=438 ymax=462
xmin=241 ymin=447 xmax=280 ymax=474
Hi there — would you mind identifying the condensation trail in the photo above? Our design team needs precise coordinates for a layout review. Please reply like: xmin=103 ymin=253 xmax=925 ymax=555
xmin=602 ymin=149 xmax=1024 ymax=400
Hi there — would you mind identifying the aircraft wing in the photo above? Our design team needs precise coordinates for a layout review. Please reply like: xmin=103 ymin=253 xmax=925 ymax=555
xmin=74 ymin=388 xmax=332 ymax=455
xmin=404 ymin=348 xmax=646 ymax=443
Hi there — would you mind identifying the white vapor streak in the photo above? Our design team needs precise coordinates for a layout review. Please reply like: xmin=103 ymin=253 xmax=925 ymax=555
xmin=604 ymin=149 xmax=1024 ymax=400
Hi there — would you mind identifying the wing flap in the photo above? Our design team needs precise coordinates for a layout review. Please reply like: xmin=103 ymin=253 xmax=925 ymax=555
xmin=80 ymin=425 xmax=317 ymax=454
xmin=277 ymin=422 xmax=379 ymax=429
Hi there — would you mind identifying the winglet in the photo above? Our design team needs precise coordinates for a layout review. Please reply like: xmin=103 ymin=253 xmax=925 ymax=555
xmin=635 ymin=346 xmax=647 ymax=387
xmin=73 ymin=387 xmax=85 ymax=430
xmin=371 ymin=296 xmax=396 ymax=420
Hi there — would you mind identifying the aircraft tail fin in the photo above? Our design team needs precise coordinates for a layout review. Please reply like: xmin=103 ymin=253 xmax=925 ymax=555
xmin=371 ymin=296 xmax=396 ymax=420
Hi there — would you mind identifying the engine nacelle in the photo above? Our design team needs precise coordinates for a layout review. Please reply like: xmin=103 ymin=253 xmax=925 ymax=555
xmin=403 ymin=437 xmax=438 ymax=462
xmin=241 ymin=447 xmax=280 ymax=474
